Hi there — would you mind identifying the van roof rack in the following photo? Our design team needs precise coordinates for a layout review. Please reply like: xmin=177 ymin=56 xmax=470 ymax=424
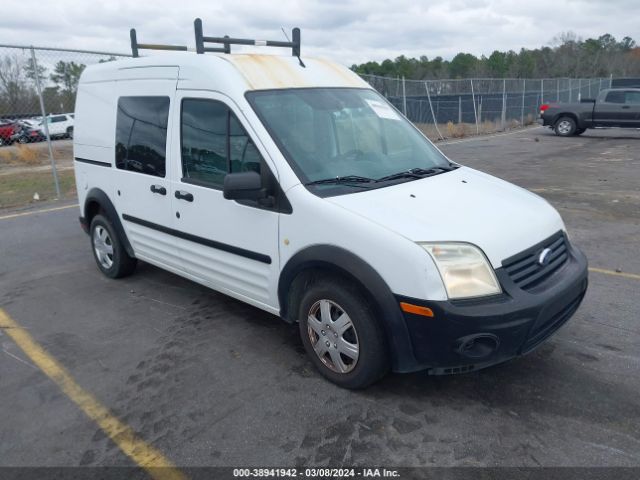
xmin=129 ymin=20 xmax=303 ymax=66
xmin=129 ymin=29 xmax=188 ymax=58
xmin=193 ymin=18 xmax=301 ymax=58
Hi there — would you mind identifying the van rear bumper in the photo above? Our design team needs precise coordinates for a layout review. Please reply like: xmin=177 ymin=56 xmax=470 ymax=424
xmin=396 ymin=244 xmax=588 ymax=374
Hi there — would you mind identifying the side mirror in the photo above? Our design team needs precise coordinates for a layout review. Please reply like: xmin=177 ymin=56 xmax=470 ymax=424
xmin=223 ymin=171 xmax=265 ymax=201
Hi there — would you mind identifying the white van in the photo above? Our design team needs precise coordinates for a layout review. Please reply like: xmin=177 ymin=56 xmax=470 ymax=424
xmin=73 ymin=22 xmax=588 ymax=388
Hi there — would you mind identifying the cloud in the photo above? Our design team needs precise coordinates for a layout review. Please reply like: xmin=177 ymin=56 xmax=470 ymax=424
xmin=0 ymin=0 xmax=637 ymax=66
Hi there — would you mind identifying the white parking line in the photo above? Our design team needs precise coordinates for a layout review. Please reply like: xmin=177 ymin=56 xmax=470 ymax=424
xmin=0 ymin=204 xmax=78 ymax=221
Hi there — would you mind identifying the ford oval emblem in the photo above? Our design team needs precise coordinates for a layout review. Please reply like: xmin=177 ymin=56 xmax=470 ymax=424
xmin=538 ymin=248 xmax=552 ymax=266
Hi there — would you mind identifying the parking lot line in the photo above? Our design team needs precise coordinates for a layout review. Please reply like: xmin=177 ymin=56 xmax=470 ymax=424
xmin=589 ymin=267 xmax=640 ymax=281
xmin=0 ymin=308 xmax=185 ymax=480
xmin=0 ymin=204 xmax=79 ymax=221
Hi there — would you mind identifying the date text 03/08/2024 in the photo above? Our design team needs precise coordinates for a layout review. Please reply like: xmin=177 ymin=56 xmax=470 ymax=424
xmin=232 ymin=468 xmax=400 ymax=478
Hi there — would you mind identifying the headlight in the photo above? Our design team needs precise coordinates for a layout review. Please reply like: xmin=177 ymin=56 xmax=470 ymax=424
xmin=419 ymin=243 xmax=501 ymax=299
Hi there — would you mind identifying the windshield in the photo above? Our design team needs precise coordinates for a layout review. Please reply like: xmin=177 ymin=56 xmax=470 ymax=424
xmin=246 ymin=88 xmax=452 ymax=195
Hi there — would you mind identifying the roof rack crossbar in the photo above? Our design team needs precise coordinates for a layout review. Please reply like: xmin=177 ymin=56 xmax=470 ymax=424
xmin=194 ymin=18 xmax=300 ymax=57
xmin=130 ymin=29 xmax=188 ymax=58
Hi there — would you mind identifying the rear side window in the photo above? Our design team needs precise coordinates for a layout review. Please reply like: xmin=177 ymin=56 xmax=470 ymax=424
xmin=605 ymin=91 xmax=625 ymax=104
xmin=181 ymin=99 xmax=262 ymax=188
xmin=116 ymin=96 xmax=170 ymax=177
xmin=625 ymin=91 xmax=640 ymax=104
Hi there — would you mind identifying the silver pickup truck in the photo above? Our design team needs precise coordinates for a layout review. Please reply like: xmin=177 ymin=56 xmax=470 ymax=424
xmin=539 ymin=88 xmax=640 ymax=136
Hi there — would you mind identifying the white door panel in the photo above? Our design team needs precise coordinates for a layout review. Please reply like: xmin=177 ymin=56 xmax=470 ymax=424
xmin=172 ymin=188 xmax=276 ymax=304
xmin=169 ymin=90 xmax=280 ymax=310
xmin=112 ymin=78 xmax=181 ymax=272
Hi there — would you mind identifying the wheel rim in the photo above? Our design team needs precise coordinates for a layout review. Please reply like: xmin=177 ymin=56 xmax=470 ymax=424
xmin=557 ymin=120 xmax=572 ymax=134
xmin=307 ymin=299 xmax=359 ymax=374
xmin=93 ymin=225 xmax=114 ymax=269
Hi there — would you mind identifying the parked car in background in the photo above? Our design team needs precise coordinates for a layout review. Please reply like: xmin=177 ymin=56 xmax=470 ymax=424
xmin=21 ymin=118 xmax=42 ymax=129
xmin=540 ymin=88 xmax=640 ymax=136
xmin=10 ymin=124 xmax=45 ymax=144
xmin=0 ymin=122 xmax=18 ymax=146
xmin=40 ymin=114 xmax=75 ymax=139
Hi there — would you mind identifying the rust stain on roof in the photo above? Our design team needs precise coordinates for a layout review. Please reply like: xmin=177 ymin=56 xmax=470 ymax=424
xmin=313 ymin=57 xmax=365 ymax=87
xmin=225 ymin=54 xmax=309 ymax=89
xmin=224 ymin=54 xmax=366 ymax=90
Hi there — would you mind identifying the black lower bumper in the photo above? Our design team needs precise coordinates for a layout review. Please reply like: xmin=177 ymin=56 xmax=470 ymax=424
xmin=397 ymin=243 xmax=588 ymax=375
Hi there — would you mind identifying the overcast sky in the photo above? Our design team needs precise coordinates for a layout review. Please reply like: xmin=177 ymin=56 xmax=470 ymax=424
xmin=2 ymin=0 xmax=638 ymax=65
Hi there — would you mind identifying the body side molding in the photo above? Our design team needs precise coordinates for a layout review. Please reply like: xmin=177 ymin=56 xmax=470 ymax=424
xmin=122 ymin=214 xmax=272 ymax=264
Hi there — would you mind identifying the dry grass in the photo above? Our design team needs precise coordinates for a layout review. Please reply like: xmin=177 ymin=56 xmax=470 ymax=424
xmin=0 ymin=144 xmax=45 ymax=166
xmin=416 ymin=118 xmax=535 ymax=142
xmin=15 ymin=145 xmax=40 ymax=165
xmin=0 ymin=139 xmax=73 ymax=168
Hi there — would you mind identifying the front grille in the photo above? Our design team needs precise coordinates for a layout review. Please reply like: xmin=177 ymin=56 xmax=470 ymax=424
xmin=502 ymin=231 xmax=569 ymax=290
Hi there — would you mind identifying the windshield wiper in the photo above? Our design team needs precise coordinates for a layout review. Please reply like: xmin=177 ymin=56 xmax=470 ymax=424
xmin=376 ymin=166 xmax=453 ymax=183
xmin=305 ymin=175 xmax=376 ymax=187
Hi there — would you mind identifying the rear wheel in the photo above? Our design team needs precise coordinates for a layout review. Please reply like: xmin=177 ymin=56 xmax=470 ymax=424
xmin=575 ymin=128 xmax=586 ymax=136
xmin=67 ymin=126 xmax=73 ymax=139
xmin=298 ymin=278 xmax=389 ymax=389
xmin=554 ymin=116 xmax=577 ymax=136
xmin=90 ymin=214 xmax=137 ymax=278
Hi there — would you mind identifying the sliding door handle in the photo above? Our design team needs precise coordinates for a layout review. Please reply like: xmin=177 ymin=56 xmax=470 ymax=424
xmin=175 ymin=190 xmax=194 ymax=202
xmin=150 ymin=184 xmax=166 ymax=195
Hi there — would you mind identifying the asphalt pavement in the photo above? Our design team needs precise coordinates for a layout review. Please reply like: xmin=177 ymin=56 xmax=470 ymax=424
xmin=0 ymin=126 xmax=638 ymax=469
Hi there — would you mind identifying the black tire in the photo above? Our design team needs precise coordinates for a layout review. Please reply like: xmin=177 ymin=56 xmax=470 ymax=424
xmin=67 ymin=126 xmax=73 ymax=139
xmin=298 ymin=278 xmax=389 ymax=389
xmin=575 ymin=128 xmax=586 ymax=136
xmin=89 ymin=214 xmax=137 ymax=278
xmin=554 ymin=116 xmax=577 ymax=136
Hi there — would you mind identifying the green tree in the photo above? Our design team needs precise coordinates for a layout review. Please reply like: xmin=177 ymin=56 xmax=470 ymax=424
xmin=486 ymin=51 xmax=508 ymax=77
xmin=449 ymin=53 xmax=478 ymax=78
xmin=50 ymin=61 xmax=86 ymax=111
xmin=24 ymin=57 xmax=47 ymax=86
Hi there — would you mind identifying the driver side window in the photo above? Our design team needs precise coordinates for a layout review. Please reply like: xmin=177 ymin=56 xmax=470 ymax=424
xmin=181 ymin=98 xmax=262 ymax=188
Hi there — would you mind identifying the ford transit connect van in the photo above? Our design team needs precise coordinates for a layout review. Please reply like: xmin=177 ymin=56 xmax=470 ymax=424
xmin=73 ymin=21 xmax=588 ymax=388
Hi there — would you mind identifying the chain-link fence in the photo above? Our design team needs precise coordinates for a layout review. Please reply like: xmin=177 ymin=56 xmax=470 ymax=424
xmin=360 ymin=74 xmax=613 ymax=139
xmin=0 ymin=44 xmax=615 ymax=207
xmin=0 ymin=45 xmax=130 ymax=207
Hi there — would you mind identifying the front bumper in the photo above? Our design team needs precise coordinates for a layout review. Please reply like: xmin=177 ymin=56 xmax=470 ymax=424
xmin=397 ymin=241 xmax=588 ymax=374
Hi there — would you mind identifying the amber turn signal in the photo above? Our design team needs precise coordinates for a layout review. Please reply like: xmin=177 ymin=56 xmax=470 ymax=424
xmin=399 ymin=302 xmax=434 ymax=318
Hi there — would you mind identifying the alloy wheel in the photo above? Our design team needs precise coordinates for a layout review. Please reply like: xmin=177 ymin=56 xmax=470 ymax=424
xmin=557 ymin=120 xmax=572 ymax=135
xmin=93 ymin=225 xmax=114 ymax=269
xmin=307 ymin=299 xmax=359 ymax=374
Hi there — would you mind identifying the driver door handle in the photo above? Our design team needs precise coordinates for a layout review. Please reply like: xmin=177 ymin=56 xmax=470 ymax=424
xmin=150 ymin=184 xmax=166 ymax=195
xmin=175 ymin=190 xmax=194 ymax=202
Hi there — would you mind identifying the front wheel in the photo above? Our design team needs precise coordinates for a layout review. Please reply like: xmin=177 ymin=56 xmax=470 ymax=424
xmin=67 ymin=127 xmax=73 ymax=139
xmin=90 ymin=214 xmax=137 ymax=278
xmin=298 ymin=279 xmax=389 ymax=388
xmin=554 ymin=116 xmax=577 ymax=136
